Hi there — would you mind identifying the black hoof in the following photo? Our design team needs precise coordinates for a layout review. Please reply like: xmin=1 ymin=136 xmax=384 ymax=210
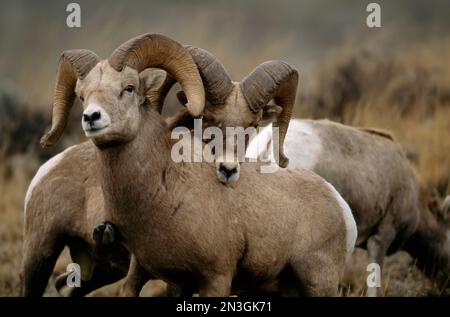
xmin=278 ymin=153 xmax=289 ymax=168
xmin=93 ymin=222 xmax=116 ymax=246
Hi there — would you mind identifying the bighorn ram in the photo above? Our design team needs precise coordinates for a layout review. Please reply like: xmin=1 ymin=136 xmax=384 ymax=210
xmin=172 ymin=46 xmax=298 ymax=183
xmin=37 ymin=33 xmax=356 ymax=296
xmin=246 ymin=118 xmax=450 ymax=296
xmin=19 ymin=69 xmax=179 ymax=297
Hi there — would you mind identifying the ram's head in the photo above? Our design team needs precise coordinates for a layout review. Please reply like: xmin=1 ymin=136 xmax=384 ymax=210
xmin=177 ymin=47 xmax=299 ymax=183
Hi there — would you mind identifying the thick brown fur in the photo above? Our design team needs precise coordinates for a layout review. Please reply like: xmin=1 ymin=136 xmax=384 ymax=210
xmin=19 ymin=110 xmax=201 ymax=297
xmin=94 ymin=109 xmax=352 ymax=296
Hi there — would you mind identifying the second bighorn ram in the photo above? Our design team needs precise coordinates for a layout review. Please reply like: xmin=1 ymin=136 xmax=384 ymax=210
xmin=167 ymin=46 xmax=298 ymax=183
xmin=37 ymin=33 xmax=356 ymax=296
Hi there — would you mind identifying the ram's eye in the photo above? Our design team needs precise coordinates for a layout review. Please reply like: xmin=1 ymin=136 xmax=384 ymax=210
xmin=79 ymin=95 xmax=84 ymax=102
xmin=124 ymin=85 xmax=135 ymax=93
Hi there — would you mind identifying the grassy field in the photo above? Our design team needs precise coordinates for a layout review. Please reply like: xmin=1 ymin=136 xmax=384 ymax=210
xmin=0 ymin=0 xmax=449 ymax=297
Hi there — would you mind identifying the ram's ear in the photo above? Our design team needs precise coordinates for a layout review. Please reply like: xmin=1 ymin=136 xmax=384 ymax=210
xmin=176 ymin=90 xmax=188 ymax=106
xmin=262 ymin=104 xmax=283 ymax=122
xmin=140 ymin=68 xmax=167 ymax=95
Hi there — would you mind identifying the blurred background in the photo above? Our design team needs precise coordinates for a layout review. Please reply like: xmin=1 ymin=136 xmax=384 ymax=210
xmin=0 ymin=0 xmax=449 ymax=296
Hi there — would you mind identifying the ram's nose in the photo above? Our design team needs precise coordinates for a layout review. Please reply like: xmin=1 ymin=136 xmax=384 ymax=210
xmin=217 ymin=162 xmax=240 ymax=183
xmin=83 ymin=111 xmax=101 ymax=124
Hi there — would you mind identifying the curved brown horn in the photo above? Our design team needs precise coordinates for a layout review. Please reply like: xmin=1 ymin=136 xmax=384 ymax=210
xmin=147 ymin=74 xmax=176 ymax=113
xmin=150 ymin=46 xmax=234 ymax=110
xmin=40 ymin=50 xmax=100 ymax=147
xmin=184 ymin=46 xmax=234 ymax=106
xmin=240 ymin=60 xmax=299 ymax=168
xmin=108 ymin=33 xmax=204 ymax=116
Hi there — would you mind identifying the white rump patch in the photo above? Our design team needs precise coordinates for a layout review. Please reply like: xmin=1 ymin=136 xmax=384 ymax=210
xmin=246 ymin=120 xmax=322 ymax=171
xmin=324 ymin=181 xmax=357 ymax=262
xmin=24 ymin=145 xmax=75 ymax=214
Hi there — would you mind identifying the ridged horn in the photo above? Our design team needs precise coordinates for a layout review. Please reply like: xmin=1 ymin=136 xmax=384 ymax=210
xmin=147 ymin=74 xmax=176 ymax=113
xmin=40 ymin=50 xmax=100 ymax=147
xmin=184 ymin=46 xmax=234 ymax=106
xmin=108 ymin=33 xmax=205 ymax=116
xmin=240 ymin=60 xmax=299 ymax=167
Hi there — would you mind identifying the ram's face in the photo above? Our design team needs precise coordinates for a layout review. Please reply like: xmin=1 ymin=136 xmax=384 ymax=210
xmin=204 ymin=84 xmax=261 ymax=130
xmin=75 ymin=61 xmax=145 ymax=145
xmin=203 ymin=85 xmax=262 ymax=183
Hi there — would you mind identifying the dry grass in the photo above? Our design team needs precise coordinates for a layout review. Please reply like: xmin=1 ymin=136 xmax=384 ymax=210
xmin=0 ymin=163 xmax=25 ymax=296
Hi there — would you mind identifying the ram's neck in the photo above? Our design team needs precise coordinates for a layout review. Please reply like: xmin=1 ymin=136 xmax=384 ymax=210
xmin=96 ymin=110 xmax=175 ymax=234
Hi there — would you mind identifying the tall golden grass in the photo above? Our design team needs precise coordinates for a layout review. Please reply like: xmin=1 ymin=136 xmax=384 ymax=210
xmin=0 ymin=163 xmax=25 ymax=295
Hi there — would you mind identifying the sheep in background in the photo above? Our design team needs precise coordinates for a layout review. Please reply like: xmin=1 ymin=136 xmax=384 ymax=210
xmin=39 ymin=33 xmax=356 ymax=296
xmin=246 ymin=118 xmax=450 ymax=296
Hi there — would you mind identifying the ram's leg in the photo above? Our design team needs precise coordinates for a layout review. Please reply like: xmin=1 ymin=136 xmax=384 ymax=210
xmin=117 ymin=256 xmax=198 ymax=297
xmin=69 ymin=269 xmax=124 ymax=297
xmin=56 ymin=239 xmax=125 ymax=297
xmin=119 ymin=256 xmax=196 ymax=297
xmin=20 ymin=232 xmax=65 ymax=297
xmin=289 ymin=244 xmax=342 ymax=297
xmin=55 ymin=267 xmax=125 ymax=297
xmin=366 ymin=215 xmax=397 ymax=297
xmin=198 ymin=273 xmax=232 ymax=297
xmin=118 ymin=255 xmax=151 ymax=297
xmin=54 ymin=271 xmax=72 ymax=294
xmin=54 ymin=241 xmax=98 ymax=296
xmin=289 ymin=239 xmax=346 ymax=297
xmin=91 ymin=222 xmax=196 ymax=297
